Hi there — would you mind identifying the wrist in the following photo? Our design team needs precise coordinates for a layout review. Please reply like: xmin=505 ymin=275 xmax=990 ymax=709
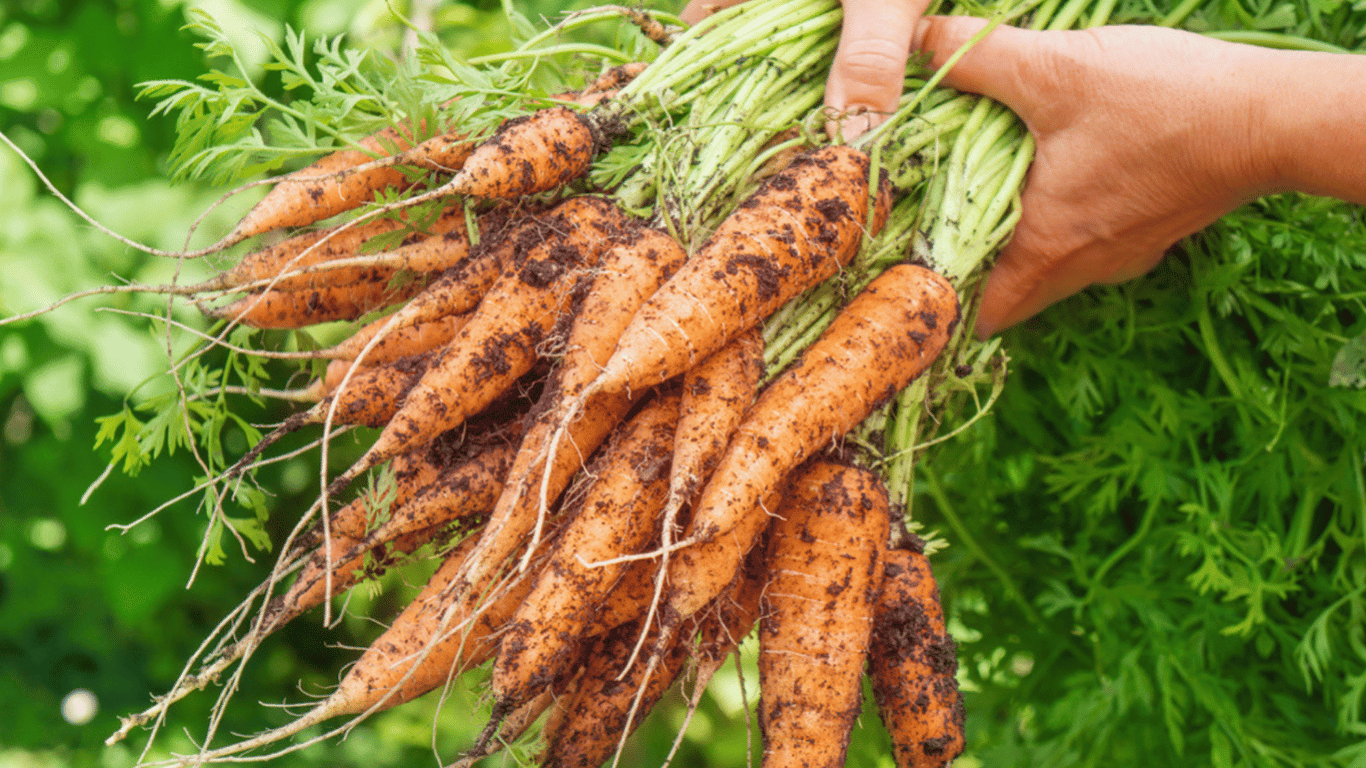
xmin=1242 ymin=47 xmax=1366 ymax=203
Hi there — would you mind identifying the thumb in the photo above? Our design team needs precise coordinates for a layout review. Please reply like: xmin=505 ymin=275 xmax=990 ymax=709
xmin=913 ymin=16 xmax=1039 ymax=114
xmin=824 ymin=0 xmax=928 ymax=141
xmin=679 ymin=0 xmax=746 ymax=25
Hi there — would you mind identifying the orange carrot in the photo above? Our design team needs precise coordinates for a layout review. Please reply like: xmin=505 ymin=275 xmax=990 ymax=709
xmin=625 ymin=327 xmax=765 ymax=672
xmin=256 ymin=522 xmax=450 ymax=638
xmin=219 ymin=77 xmax=626 ymax=249
xmin=198 ymin=521 xmax=450 ymax=698
xmin=443 ymin=106 xmax=607 ymax=199
xmin=444 ymin=224 xmax=686 ymax=615
xmin=290 ymin=431 xmax=471 ymax=555
xmin=540 ymin=616 xmax=693 ymax=768
xmin=659 ymin=489 xmax=780 ymax=636
xmin=205 ymin=211 xmax=412 ymax=293
xmin=758 ymin=460 xmax=890 ymax=768
xmin=187 ymin=525 xmax=550 ymax=761
xmin=223 ymin=124 xmax=422 ymax=247
xmin=311 ymin=203 xmax=540 ymax=357
xmin=657 ymin=545 xmax=768 ymax=765
xmin=491 ymin=390 xmax=679 ymax=711
xmin=349 ymin=434 xmax=518 ymax=547
xmin=333 ymin=196 xmax=630 ymax=487
xmin=281 ymin=435 xmax=519 ymax=629
xmin=668 ymin=327 xmax=766 ymax=510
xmin=581 ymin=63 xmax=648 ymax=98
xmin=585 ymin=556 xmax=658 ymax=638
xmin=680 ymin=264 xmax=957 ymax=591
xmin=870 ymin=548 xmax=966 ymax=768
xmin=452 ymin=685 xmax=566 ymax=768
xmin=323 ymin=313 xmax=470 ymax=366
xmin=207 ymin=272 xmax=434 ymax=328
xmin=315 ymin=351 xmax=436 ymax=428
xmin=577 ymin=145 xmax=891 ymax=400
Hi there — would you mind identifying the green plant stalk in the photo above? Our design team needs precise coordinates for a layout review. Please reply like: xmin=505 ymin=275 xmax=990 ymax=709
xmin=1205 ymin=30 xmax=1350 ymax=52
xmin=884 ymin=378 xmax=930 ymax=503
xmin=922 ymin=465 xmax=1061 ymax=637
xmin=618 ymin=0 xmax=839 ymax=105
xmin=467 ymin=42 xmax=639 ymax=65
xmin=682 ymin=43 xmax=812 ymax=195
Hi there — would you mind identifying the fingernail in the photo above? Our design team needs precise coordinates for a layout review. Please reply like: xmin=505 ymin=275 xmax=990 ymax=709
xmin=839 ymin=112 xmax=876 ymax=144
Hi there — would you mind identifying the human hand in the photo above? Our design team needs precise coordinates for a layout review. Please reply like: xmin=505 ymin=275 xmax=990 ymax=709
xmin=680 ymin=0 xmax=933 ymax=140
xmin=912 ymin=19 xmax=1282 ymax=336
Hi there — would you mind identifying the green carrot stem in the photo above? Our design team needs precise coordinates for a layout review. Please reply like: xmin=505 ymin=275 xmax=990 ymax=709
xmin=467 ymin=43 xmax=636 ymax=65
xmin=1205 ymin=30 xmax=1349 ymax=52
xmin=884 ymin=378 xmax=929 ymax=504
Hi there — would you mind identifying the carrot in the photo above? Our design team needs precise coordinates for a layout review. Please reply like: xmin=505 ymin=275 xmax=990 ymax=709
xmin=658 ymin=545 xmax=768 ymax=766
xmin=575 ymin=62 xmax=648 ymax=105
xmin=614 ymin=327 xmax=765 ymax=674
xmin=695 ymin=542 xmax=767 ymax=672
xmin=192 ymin=521 xmax=452 ymax=709
xmin=758 ymin=460 xmax=890 ymax=768
xmin=305 ymin=202 xmax=541 ymax=359
xmin=340 ymin=435 xmax=518 ymax=549
xmin=323 ymin=538 xmax=536 ymax=711
xmin=222 ymin=124 xmax=422 ymax=247
xmin=330 ymin=196 xmax=630 ymax=489
xmin=223 ymin=68 xmax=639 ymax=248
xmin=575 ymin=145 xmax=892 ymax=401
xmin=206 ymin=272 xmax=435 ymax=328
xmin=539 ymin=616 xmax=694 ymax=768
xmin=320 ymin=311 xmax=470 ymax=390
xmin=290 ymin=430 xmax=471 ymax=555
xmin=622 ymin=488 xmax=779 ymax=732
xmin=188 ymin=524 xmax=548 ymax=761
xmin=679 ymin=263 xmax=957 ymax=593
xmin=312 ymin=350 xmax=437 ymax=428
xmin=323 ymin=313 xmax=470 ymax=367
xmin=668 ymin=326 xmax=766 ymax=511
xmin=491 ymin=390 xmax=679 ymax=712
xmin=659 ymin=489 xmax=780 ymax=636
xmin=279 ymin=436 xmax=519 ymax=630
xmin=869 ymin=548 xmax=966 ymax=768
xmin=444 ymin=224 xmax=686 ymax=616
xmin=442 ymin=106 xmax=608 ymax=199
xmin=202 ymin=210 xmax=412 ymax=293
xmin=585 ymin=556 xmax=658 ymax=638
xmin=254 ymin=522 xmax=451 ymax=639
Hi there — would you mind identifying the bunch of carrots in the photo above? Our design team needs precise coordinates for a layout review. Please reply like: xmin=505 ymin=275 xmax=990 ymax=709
xmin=71 ymin=0 xmax=1085 ymax=763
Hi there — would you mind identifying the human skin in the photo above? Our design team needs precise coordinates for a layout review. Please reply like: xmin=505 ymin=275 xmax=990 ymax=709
xmin=679 ymin=2 xmax=1366 ymax=336
xmin=913 ymin=18 xmax=1366 ymax=336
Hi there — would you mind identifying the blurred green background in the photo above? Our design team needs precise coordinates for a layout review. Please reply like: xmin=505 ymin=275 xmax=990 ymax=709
xmin=4 ymin=0 xmax=1366 ymax=766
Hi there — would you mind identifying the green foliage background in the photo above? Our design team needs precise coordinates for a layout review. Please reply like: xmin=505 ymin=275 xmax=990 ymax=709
xmin=2 ymin=0 xmax=1365 ymax=766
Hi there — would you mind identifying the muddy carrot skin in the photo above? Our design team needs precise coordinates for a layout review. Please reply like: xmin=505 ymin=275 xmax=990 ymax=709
xmin=759 ymin=461 xmax=891 ymax=768
xmin=870 ymin=548 xmax=966 ymax=768
xmin=491 ymin=391 xmax=680 ymax=711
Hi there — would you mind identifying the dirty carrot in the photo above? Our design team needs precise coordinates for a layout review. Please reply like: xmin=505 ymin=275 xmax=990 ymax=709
xmin=679 ymin=263 xmax=957 ymax=584
xmin=449 ymin=224 xmax=685 ymax=613
xmin=491 ymin=390 xmax=679 ymax=712
xmin=442 ymin=106 xmax=608 ymax=199
xmin=758 ymin=460 xmax=890 ymax=768
xmin=329 ymin=196 xmax=629 ymax=491
xmin=539 ymin=616 xmax=693 ymax=768
xmin=870 ymin=547 xmax=966 ymax=768
xmin=206 ymin=272 xmax=434 ymax=328
xmin=577 ymin=145 xmax=891 ymax=400
xmin=222 ymin=124 xmax=422 ymax=247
